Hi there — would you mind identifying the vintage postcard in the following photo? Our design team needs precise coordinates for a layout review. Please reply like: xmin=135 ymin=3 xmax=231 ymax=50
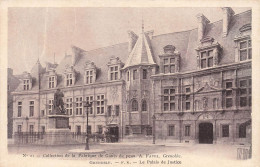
xmin=0 ymin=0 xmax=260 ymax=167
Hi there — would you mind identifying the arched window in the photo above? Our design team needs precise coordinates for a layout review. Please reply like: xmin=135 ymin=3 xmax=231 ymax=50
xmin=132 ymin=100 xmax=138 ymax=111
xmin=195 ymin=100 xmax=199 ymax=111
xmin=142 ymin=100 xmax=147 ymax=111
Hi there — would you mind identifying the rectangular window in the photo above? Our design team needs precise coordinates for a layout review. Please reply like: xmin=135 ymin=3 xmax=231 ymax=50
xmin=29 ymin=101 xmax=34 ymax=117
xmin=48 ymin=76 xmax=55 ymax=88
xmin=110 ymin=66 xmax=119 ymax=81
xmin=185 ymin=125 xmax=190 ymax=136
xmin=48 ymin=99 xmax=53 ymax=114
xmin=163 ymin=88 xmax=176 ymax=111
xmin=143 ymin=69 xmax=147 ymax=79
xmin=163 ymin=57 xmax=176 ymax=73
xmin=239 ymin=79 xmax=251 ymax=107
xmin=107 ymin=105 xmax=112 ymax=117
xmin=127 ymin=71 xmax=130 ymax=81
xmin=86 ymin=96 xmax=93 ymax=114
xmin=18 ymin=125 xmax=22 ymax=133
xmin=225 ymin=81 xmax=233 ymax=108
xmin=222 ymin=125 xmax=229 ymax=137
xmin=23 ymin=79 xmax=30 ymax=90
xmin=115 ymin=105 xmax=120 ymax=116
xmin=18 ymin=102 xmax=22 ymax=117
xmin=239 ymin=39 xmax=252 ymax=61
xmin=66 ymin=73 xmax=73 ymax=86
xmin=200 ymin=50 xmax=214 ymax=69
xmin=168 ymin=125 xmax=175 ymax=136
xmin=186 ymin=102 xmax=190 ymax=110
xmin=97 ymin=95 xmax=105 ymax=114
xmin=133 ymin=69 xmax=137 ymax=80
xmin=41 ymin=110 xmax=45 ymax=116
xmin=66 ymin=98 xmax=73 ymax=115
xmin=239 ymin=124 xmax=246 ymax=138
xmin=29 ymin=125 xmax=34 ymax=134
xmin=125 ymin=127 xmax=130 ymax=135
xmin=75 ymin=97 xmax=83 ymax=115
xmin=85 ymin=70 xmax=94 ymax=84
xmin=97 ymin=125 xmax=103 ymax=134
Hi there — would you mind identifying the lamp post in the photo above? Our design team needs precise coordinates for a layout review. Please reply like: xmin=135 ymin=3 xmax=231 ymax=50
xmin=84 ymin=101 xmax=92 ymax=150
xmin=152 ymin=114 xmax=156 ymax=144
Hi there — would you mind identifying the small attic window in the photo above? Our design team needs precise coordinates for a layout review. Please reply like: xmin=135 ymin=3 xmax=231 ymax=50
xmin=159 ymin=45 xmax=180 ymax=74
xmin=23 ymin=79 xmax=30 ymax=90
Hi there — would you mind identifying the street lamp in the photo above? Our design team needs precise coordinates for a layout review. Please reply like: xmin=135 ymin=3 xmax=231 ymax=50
xmin=84 ymin=101 xmax=92 ymax=150
xmin=152 ymin=114 xmax=156 ymax=144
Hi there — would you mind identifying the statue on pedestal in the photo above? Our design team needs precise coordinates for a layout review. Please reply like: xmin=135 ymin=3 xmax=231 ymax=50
xmin=53 ymin=89 xmax=65 ymax=114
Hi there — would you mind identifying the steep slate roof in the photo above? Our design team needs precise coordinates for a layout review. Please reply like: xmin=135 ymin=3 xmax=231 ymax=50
xmin=123 ymin=31 xmax=156 ymax=69
xmin=13 ymin=10 xmax=251 ymax=92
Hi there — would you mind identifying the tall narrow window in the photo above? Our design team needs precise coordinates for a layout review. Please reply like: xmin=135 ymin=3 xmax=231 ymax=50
xmin=185 ymin=125 xmax=191 ymax=136
xmin=213 ymin=98 xmax=218 ymax=109
xmin=127 ymin=71 xmax=130 ymax=81
xmin=200 ymin=50 xmax=213 ymax=69
xmin=142 ymin=100 xmax=147 ymax=111
xmin=133 ymin=69 xmax=137 ymax=80
xmin=18 ymin=102 xmax=22 ymax=117
xmin=143 ymin=69 xmax=147 ymax=79
xmin=239 ymin=79 xmax=251 ymax=107
xmin=97 ymin=125 xmax=103 ymax=134
xmin=23 ymin=79 xmax=30 ymax=90
xmin=239 ymin=124 xmax=246 ymax=138
xmin=163 ymin=88 xmax=176 ymax=111
xmin=115 ymin=105 xmax=120 ymax=116
xmin=194 ymin=100 xmax=199 ymax=111
xmin=76 ymin=126 xmax=81 ymax=135
xmin=29 ymin=101 xmax=34 ymax=117
xmin=225 ymin=81 xmax=233 ymax=108
xmin=75 ymin=97 xmax=83 ymax=115
xmin=86 ymin=96 xmax=94 ymax=114
xmin=239 ymin=39 xmax=252 ymax=61
xmin=66 ymin=73 xmax=73 ymax=86
xmin=97 ymin=95 xmax=105 ymax=114
xmin=110 ymin=66 xmax=119 ymax=81
xmin=48 ymin=99 xmax=53 ymax=114
xmin=66 ymin=98 xmax=73 ymax=115
xmin=185 ymin=87 xmax=191 ymax=111
xmin=48 ymin=76 xmax=55 ymax=88
xmin=132 ymin=100 xmax=138 ymax=111
xmin=168 ymin=125 xmax=175 ymax=136
xmin=85 ymin=70 xmax=93 ymax=84
xmin=107 ymin=106 xmax=112 ymax=117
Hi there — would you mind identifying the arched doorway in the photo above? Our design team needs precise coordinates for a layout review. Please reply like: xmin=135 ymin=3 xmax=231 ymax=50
xmin=199 ymin=123 xmax=213 ymax=144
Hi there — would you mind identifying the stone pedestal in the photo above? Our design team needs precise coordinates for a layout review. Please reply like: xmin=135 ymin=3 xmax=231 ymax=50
xmin=43 ymin=115 xmax=78 ymax=145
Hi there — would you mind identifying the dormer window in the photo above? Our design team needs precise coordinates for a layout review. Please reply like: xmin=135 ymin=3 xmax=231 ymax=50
xmin=110 ymin=66 xmax=119 ymax=80
xmin=234 ymin=24 xmax=251 ymax=62
xmin=47 ymin=69 xmax=57 ymax=89
xmin=64 ymin=65 xmax=76 ymax=87
xmin=85 ymin=70 xmax=93 ymax=84
xmin=159 ymin=45 xmax=180 ymax=74
xmin=84 ymin=61 xmax=97 ymax=85
xmin=107 ymin=57 xmax=124 ymax=81
xmin=49 ymin=76 xmax=55 ymax=88
xmin=196 ymin=37 xmax=221 ymax=69
xmin=200 ymin=50 xmax=213 ymax=69
xmin=239 ymin=39 xmax=251 ymax=61
xmin=66 ymin=73 xmax=73 ymax=86
xmin=23 ymin=79 xmax=30 ymax=90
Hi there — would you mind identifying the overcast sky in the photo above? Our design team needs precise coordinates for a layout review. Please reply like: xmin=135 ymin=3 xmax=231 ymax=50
xmin=8 ymin=7 xmax=251 ymax=74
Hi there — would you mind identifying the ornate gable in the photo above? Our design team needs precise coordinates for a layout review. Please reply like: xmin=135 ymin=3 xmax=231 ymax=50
xmin=195 ymin=82 xmax=219 ymax=94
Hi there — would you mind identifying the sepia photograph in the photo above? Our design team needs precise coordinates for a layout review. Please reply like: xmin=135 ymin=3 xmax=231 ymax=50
xmin=1 ymin=1 xmax=260 ymax=167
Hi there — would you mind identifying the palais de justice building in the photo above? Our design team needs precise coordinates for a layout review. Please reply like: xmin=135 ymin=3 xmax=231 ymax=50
xmin=11 ymin=8 xmax=251 ymax=144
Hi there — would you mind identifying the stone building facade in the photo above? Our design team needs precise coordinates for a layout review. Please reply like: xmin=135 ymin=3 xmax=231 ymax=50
xmin=11 ymin=8 xmax=251 ymax=144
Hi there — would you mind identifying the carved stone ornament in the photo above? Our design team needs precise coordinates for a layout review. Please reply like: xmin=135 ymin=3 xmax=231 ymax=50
xmin=202 ymin=97 xmax=208 ymax=109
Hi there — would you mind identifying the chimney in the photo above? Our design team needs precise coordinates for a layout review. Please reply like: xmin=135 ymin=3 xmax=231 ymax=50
xmin=196 ymin=13 xmax=210 ymax=42
xmin=222 ymin=7 xmax=234 ymax=37
xmin=127 ymin=31 xmax=138 ymax=53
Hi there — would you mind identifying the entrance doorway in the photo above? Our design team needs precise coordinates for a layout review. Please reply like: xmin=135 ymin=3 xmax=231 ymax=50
xmin=106 ymin=126 xmax=119 ymax=142
xmin=199 ymin=123 xmax=213 ymax=144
